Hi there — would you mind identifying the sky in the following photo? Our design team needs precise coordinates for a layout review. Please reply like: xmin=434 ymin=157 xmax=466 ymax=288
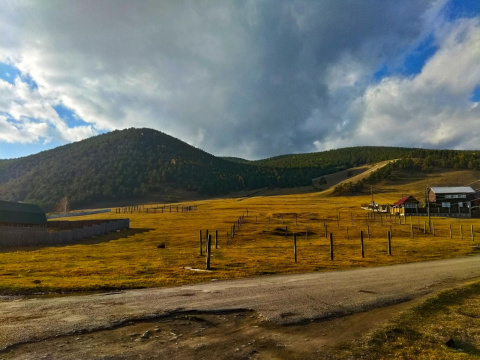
xmin=0 ymin=0 xmax=479 ymax=160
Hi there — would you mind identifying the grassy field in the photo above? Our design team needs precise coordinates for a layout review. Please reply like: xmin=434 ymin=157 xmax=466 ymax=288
xmin=1 ymin=169 xmax=479 ymax=295
xmin=339 ymin=280 xmax=480 ymax=359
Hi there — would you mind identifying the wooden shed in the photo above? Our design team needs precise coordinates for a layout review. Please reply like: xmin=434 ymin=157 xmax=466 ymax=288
xmin=0 ymin=200 xmax=47 ymax=226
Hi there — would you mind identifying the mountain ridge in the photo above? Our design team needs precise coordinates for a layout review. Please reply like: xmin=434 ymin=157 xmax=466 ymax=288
xmin=1 ymin=128 xmax=479 ymax=210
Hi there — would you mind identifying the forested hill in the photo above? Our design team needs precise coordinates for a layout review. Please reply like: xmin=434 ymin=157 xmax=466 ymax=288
xmin=253 ymin=147 xmax=426 ymax=168
xmin=251 ymin=146 xmax=480 ymax=178
xmin=0 ymin=128 xmax=479 ymax=210
xmin=0 ymin=128 xmax=249 ymax=209
xmin=0 ymin=128 xmax=333 ymax=210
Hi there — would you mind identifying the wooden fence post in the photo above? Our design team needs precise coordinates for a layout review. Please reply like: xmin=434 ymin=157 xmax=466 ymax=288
xmin=472 ymin=225 xmax=475 ymax=241
xmin=450 ymin=224 xmax=452 ymax=239
xmin=199 ymin=230 xmax=203 ymax=256
xmin=294 ymin=234 xmax=297 ymax=263
xmin=215 ymin=230 xmax=218 ymax=249
xmin=323 ymin=216 xmax=325 ymax=227
xmin=330 ymin=233 xmax=334 ymax=260
xmin=206 ymin=235 xmax=211 ymax=270
xmin=461 ymin=224 xmax=463 ymax=240
xmin=360 ymin=231 xmax=364 ymax=258
xmin=387 ymin=231 xmax=392 ymax=256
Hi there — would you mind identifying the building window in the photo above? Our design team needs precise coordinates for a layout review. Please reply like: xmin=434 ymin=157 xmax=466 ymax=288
xmin=442 ymin=202 xmax=451 ymax=208
xmin=445 ymin=194 xmax=466 ymax=199
xmin=459 ymin=202 xmax=463 ymax=207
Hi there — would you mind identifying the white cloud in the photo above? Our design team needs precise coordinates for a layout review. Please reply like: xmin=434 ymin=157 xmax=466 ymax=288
xmin=0 ymin=113 xmax=49 ymax=144
xmin=317 ymin=17 xmax=480 ymax=151
xmin=0 ymin=76 xmax=96 ymax=144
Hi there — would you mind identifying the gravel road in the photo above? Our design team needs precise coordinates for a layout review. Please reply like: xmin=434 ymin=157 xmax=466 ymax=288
xmin=1 ymin=255 xmax=480 ymax=352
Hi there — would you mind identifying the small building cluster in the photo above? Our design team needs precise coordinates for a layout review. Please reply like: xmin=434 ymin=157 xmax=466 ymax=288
xmin=367 ymin=186 xmax=480 ymax=218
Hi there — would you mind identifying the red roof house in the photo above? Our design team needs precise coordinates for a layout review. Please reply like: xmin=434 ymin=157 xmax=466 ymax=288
xmin=391 ymin=195 xmax=419 ymax=215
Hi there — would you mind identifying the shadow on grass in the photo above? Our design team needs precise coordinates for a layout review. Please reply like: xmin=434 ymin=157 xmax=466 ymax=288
xmin=453 ymin=341 xmax=480 ymax=356
xmin=0 ymin=228 xmax=154 ymax=253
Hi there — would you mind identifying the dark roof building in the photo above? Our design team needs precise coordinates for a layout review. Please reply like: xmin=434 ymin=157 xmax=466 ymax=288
xmin=426 ymin=186 xmax=477 ymax=217
xmin=0 ymin=200 xmax=47 ymax=226
xmin=427 ymin=186 xmax=476 ymax=206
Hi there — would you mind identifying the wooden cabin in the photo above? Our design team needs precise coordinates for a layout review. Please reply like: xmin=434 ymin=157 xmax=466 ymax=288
xmin=391 ymin=195 xmax=419 ymax=215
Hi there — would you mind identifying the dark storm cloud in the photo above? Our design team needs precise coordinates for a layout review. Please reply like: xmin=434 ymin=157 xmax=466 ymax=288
xmin=207 ymin=1 xmax=438 ymax=157
xmin=2 ymin=1 xmax=479 ymax=159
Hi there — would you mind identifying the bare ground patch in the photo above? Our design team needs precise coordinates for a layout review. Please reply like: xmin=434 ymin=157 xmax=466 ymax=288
xmin=1 ymin=299 xmax=423 ymax=360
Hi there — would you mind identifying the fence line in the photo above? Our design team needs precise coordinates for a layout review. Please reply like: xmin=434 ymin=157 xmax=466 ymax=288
xmin=47 ymin=209 xmax=111 ymax=219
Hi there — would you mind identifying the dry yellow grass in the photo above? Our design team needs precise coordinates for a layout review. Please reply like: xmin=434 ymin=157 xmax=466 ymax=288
xmin=1 ymin=184 xmax=479 ymax=294
xmin=341 ymin=280 xmax=480 ymax=359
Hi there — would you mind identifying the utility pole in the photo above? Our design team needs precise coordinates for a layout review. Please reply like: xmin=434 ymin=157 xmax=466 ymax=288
xmin=371 ymin=186 xmax=375 ymax=218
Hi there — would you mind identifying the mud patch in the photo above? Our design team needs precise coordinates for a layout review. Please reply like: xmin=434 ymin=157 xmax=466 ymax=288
xmin=1 ymin=301 xmax=423 ymax=360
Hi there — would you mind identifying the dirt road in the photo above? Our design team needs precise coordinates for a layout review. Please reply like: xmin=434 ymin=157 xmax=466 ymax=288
xmin=1 ymin=255 xmax=480 ymax=359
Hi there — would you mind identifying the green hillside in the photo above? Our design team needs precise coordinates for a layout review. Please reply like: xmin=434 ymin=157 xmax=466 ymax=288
xmin=1 ymin=128 xmax=479 ymax=210
xmin=0 ymin=129 xmax=327 ymax=209
xmin=253 ymin=147 xmax=456 ymax=169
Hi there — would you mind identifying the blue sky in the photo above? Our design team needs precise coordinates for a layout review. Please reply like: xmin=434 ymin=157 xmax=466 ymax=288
xmin=0 ymin=0 xmax=479 ymax=160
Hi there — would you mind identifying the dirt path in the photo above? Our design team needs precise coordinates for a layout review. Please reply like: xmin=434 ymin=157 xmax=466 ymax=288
xmin=1 ymin=299 xmax=429 ymax=360
xmin=1 ymin=256 xmax=480 ymax=359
